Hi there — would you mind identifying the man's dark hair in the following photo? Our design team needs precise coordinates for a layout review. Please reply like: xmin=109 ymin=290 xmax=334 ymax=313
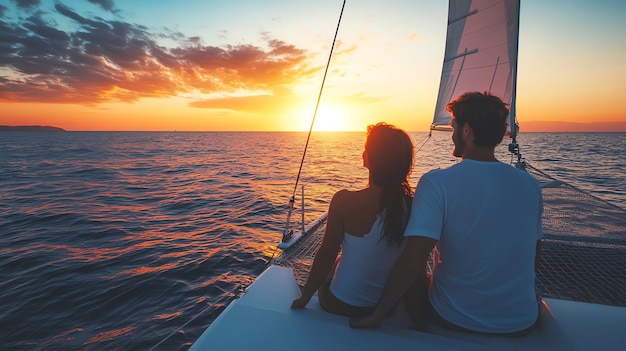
xmin=446 ymin=91 xmax=510 ymax=148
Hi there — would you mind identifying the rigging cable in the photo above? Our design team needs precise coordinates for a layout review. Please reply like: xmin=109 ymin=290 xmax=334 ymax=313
xmin=282 ymin=0 xmax=347 ymax=242
xmin=414 ymin=132 xmax=432 ymax=154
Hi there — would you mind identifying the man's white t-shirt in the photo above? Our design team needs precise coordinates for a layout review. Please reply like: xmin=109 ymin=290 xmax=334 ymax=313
xmin=405 ymin=160 xmax=543 ymax=333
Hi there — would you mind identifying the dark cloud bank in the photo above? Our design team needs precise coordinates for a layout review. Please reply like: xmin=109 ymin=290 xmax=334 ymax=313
xmin=0 ymin=1 xmax=315 ymax=105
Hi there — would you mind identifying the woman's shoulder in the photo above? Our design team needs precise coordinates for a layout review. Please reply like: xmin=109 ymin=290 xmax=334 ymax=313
xmin=330 ymin=188 xmax=373 ymax=210
xmin=332 ymin=188 xmax=369 ymax=201
xmin=330 ymin=189 xmax=351 ymax=206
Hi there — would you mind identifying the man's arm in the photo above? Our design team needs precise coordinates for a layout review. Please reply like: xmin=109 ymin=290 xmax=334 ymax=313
xmin=349 ymin=236 xmax=437 ymax=329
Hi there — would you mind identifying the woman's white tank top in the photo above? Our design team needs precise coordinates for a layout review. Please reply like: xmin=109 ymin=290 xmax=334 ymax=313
xmin=329 ymin=214 xmax=405 ymax=307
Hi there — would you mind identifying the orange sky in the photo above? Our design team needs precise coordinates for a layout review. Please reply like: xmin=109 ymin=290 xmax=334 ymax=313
xmin=0 ymin=1 xmax=624 ymax=132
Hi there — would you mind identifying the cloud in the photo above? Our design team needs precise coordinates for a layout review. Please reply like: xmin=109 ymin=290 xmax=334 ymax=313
xmin=345 ymin=92 xmax=387 ymax=104
xmin=11 ymin=0 xmax=40 ymax=9
xmin=0 ymin=3 xmax=319 ymax=106
xmin=87 ymin=0 xmax=116 ymax=12
xmin=190 ymin=94 xmax=287 ymax=113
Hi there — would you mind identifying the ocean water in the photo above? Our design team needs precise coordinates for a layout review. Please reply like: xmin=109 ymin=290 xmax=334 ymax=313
xmin=0 ymin=131 xmax=624 ymax=350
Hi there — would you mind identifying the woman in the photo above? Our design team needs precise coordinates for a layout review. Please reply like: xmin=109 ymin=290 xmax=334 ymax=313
xmin=290 ymin=122 xmax=414 ymax=317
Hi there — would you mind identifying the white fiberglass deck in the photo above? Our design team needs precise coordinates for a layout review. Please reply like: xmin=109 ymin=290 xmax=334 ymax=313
xmin=190 ymin=265 xmax=626 ymax=351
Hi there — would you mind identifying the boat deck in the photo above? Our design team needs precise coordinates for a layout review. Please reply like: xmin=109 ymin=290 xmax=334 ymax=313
xmin=190 ymin=265 xmax=626 ymax=351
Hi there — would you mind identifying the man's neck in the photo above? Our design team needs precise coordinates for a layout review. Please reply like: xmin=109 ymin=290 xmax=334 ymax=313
xmin=462 ymin=146 xmax=497 ymax=162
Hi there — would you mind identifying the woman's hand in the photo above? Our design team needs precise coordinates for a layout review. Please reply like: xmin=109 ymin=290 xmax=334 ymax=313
xmin=291 ymin=294 xmax=311 ymax=309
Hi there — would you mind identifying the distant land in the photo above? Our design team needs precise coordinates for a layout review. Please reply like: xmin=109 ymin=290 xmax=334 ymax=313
xmin=0 ymin=125 xmax=66 ymax=132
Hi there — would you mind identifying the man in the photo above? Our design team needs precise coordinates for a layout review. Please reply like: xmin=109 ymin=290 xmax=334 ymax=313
xmin=350 ymin=92 xmax=543 ymax=335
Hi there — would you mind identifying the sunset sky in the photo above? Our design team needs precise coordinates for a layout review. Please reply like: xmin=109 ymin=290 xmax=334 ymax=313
xmin=1 ymin=0 xmax=624 ymax=132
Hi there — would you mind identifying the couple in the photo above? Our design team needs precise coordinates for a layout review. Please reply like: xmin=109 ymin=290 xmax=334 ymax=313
xmin=291 ymin=91 xmax=544 ymax=336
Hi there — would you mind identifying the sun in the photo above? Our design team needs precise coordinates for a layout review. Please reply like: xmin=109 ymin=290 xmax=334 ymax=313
xmin=311 ymin=104 xmax=349 ymax=131
xmin=291 ymin=101 xmax=358 ymax=132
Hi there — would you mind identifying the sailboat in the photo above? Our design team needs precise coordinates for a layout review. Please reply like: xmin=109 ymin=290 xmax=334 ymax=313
xmin=187 ymin=1 xmax=626 ymax=350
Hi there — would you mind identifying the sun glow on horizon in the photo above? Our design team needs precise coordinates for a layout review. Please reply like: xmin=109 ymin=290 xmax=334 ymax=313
xmin=309 ymin=104 xmax=353 ymax=132
xmin=291 ymin=102 xmax=357 ymax=132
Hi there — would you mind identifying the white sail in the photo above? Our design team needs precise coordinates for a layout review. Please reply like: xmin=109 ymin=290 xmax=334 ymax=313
xmin=431 ymin=0 xmax=520 ymax=139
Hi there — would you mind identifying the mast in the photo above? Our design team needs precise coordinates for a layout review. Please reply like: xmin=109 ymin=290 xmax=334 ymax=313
xmin=508 ymin=0 xmax=524 ymax=167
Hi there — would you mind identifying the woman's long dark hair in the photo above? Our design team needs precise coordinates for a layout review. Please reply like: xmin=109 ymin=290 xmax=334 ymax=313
xmin=365 ymin=123 xmax=414 ymax=246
